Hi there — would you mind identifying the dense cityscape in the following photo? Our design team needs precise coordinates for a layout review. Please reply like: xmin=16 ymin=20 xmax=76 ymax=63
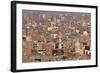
xmin=22 ymin=10 xmax=91 ymax=63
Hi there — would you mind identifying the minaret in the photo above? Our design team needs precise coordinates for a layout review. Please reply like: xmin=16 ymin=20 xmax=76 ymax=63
xmin=75 ymin=39 xmax=81 ymax=54
xmin=59 ymin=32 xmax=62 ymax=49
